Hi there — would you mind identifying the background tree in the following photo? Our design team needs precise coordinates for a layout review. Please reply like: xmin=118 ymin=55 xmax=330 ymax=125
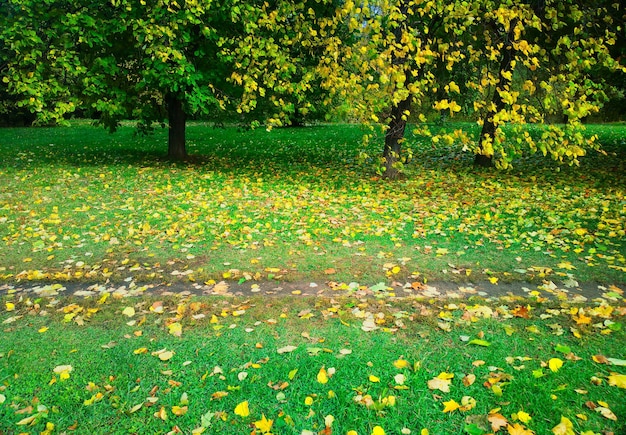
xmin=312 ymin=0 xmax=624 ymax=176
xmin=1 ymin=0 xmax=241 ymax=159
xmin=224 ymin=0 xmax=346 ymax=129
xmin=469 ymin=0 xmax=625 ymax=168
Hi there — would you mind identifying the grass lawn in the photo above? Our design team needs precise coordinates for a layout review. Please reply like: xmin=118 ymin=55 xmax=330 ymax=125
xmin=1 ymin=292 xmax=625 ymax=434
xmin=0 ymin=121 xmax=624 ymax=287
xmin=0 ymin=122 xmax=625 ymax=434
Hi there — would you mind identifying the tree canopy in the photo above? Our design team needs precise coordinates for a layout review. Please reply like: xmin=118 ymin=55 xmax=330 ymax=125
xmin=1 ymin=0 xmax=624 ymax=174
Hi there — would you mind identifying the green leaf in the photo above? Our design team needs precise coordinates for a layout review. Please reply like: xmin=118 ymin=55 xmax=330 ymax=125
xmin=464 ymin=424 xmax=487 ymax=435
xmin=468 ymin=339 xmax=490 ymax=347
xmin=554 ymin=344 xmax=571 ymax=354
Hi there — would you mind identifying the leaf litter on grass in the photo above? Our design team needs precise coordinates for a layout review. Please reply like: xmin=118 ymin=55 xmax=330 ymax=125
xmin=1 ymin=278 xmax=625 ymax=434
xmin=0 ymin=123 xmax=625 ymax=433
xmin=0 ymin=124 xmax=624 ymax=286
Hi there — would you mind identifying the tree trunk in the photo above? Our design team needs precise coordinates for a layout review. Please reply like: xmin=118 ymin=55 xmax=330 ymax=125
xmin=167 ymin=93 xmax=187 ymax=160
xmin=383 ymin=95 xmax=412 ymax=179
xmin=382 ymin=0 xmax=411 ymax=180
xmin=475 ymin=19 xmax=519 ymax=168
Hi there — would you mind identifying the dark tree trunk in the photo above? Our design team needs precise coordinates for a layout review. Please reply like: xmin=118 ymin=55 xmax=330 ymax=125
xmin=475 ymin=19 xmax=519 ymax=168
xmin=167 ymin=93 xmax=187 ymax=160
xmin=382 ymin=0 xmax=411 ymax=180
xmin=288 ymin=106 xmax=305 ymax=128
xmin=383 ymin=95 xmax=412 ymax=179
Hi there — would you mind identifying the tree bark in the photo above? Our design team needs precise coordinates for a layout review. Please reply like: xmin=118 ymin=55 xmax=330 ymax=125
xmin=475 ymin=19 xmax=519 ymax=168
xmin=167 ymin=93 xmax=187 ymax=160
xmin=382 ymin=0 xmax=411 ymax=180
xmin=383 ymin=95 xmax=412 ymax=179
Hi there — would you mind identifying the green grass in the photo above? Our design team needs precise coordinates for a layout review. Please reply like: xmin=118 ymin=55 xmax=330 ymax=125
xmin=0 ymin=121 xmax=624 ymax=286
xmin=1 ymin=294 xmax=625 ymax=434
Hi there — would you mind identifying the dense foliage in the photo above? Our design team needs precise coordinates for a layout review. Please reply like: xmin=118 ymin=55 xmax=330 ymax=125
xmin=1 ymin=0 xmax=624 ymax=174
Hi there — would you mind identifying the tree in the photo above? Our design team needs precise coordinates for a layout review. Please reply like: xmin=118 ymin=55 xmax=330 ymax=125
xmin=1 ymin=0 xmax=241 ymax=159
xmin=315 ymin=0 xmax=472 ymax=178
xmin=224 ymin=0 xmax=346 ymax=129
xmin=470 ymin=0 xmax=625 ymax=168
xmin=312 ymin=0 xmax=624 ymax=176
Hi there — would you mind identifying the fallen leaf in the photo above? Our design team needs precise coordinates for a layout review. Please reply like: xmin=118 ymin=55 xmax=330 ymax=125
xmin=372 ymin=426 xmax=386 ymax=435
xmin=507 ymin=423 xmax=534 ymax=435
xmin=277 ymin=345 xmax=297 ymax=354
xmin=607 ymin=373 xmax=626 ymax=388
xmin=393 ymin=358 xmax=409 ymax=369
xmin=468 ymin=339 xmax=490 ymax=347
xmin=488 ymin=413 xmax=508 ymax=431
xmin=317 ymin=367 xmax=329 ymax=384
xmin=548 ymin=358 xmax=563 ymax=372
xmin=254 ymin=414 xmax=274 ymax=433
xmin=462 ymin=374 xmax=476 ymax=386
xmin=234 ymin=401 xmax=250 ymax=417
xmin=552 ymin=416 xmax=574 ymax=435
xmin=122 ymin=307 xmax=135 ymax=317
xmin=592 ymin=355 xmax=609 ymax=364
xmin=595 ymin=406 xmax=617 ymax=420
xmin=442 ymin=399 xmax=459 ymax=413
xmin=172 ymin=405 xmax=188 ymax=416
xmin=168 ymin=322 xmax=182 ymax=337
xmin=516 ymin=411 xmax=531 ymax=424
xmin=154 ymin=406 xmax=167 ymax=421
xmin=428 ymin=377 xmax=451 ymax=393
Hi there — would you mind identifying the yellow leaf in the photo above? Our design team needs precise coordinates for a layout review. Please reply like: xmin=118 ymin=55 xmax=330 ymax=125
xmin=53 ymin=364 xmax=73 ymax=375
xmin=5 ymin=302 xmax=15 ymax=312
xmin=448 ymin=101 xmax=462 ymax=113
xmin=157 ymin=350 xmax=174 ymax=361
xmin=552 ymin=416 xmax=574 ymax=435
xmin=448 ymin=81 xmax=460 ymax=93
xmin=549 ymin=358 xmax=563 ymax=372
xmin=607 ymin=373 xmax=626 ymax=388
xmin=41 ymin=422 xmax=55 ymax=435
xmin=325 ymin=414 xmax=335 ymax=427
xmin=317 ymin=367 xmax=329 ymax=384
xmin=372 ymin=426 xmax=386 ymax=435
xmin=517 ymin=411 xmax=532 ymax=423
xmin=369 ymin=375 xmax=380 ymax=383
xmin=154 ymin=406 xmax=168 ymax=421
xmin=234 ymin=400 xmax=250 ymax=417
xmin=254 ymin=414 xmax=274 ymax=433
xmin=133 ymin=347 xmax=148 ymax=354
xmin=172 ymin=405 xmax=188 ymax=416
xmin=393 ymin=358 xmax=409 ymax=369
xmin=16 ymin=415 xmax=37 ymax=425
xmin=507 ymin=423 xmax=534 ymax=435
xmin=122 ymin=307 xmax=135 ymax=317
xmin=168 ymin=322 xmax=183 ymax=337
xmin=304 ymin=396 xmax=314 ymax=406
xmin=38 ymin=326 xmax=49 ymax=333
xmin=347 ymin=431 xmax=358 ymax=435
xmin=442 ymin=399 xmax=460 ymax=413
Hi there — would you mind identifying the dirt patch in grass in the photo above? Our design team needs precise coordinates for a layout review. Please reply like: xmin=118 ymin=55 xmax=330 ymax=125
xmin=2 ymin=279 xmax=622 ymax=303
